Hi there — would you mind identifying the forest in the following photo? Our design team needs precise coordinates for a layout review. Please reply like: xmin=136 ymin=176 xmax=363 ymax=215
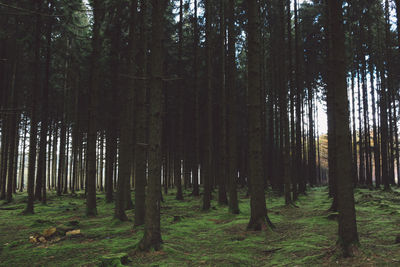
xmin=0 ymin=0 xmax=400 ymax=266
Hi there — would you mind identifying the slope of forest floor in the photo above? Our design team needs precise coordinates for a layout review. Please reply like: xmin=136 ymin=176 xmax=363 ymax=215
xmin=1 ymin=186 xmax=400 ymax=266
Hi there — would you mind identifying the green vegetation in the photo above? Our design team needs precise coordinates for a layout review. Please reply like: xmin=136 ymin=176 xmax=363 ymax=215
xmin=1 ymin=187 xmax=399 ymax=266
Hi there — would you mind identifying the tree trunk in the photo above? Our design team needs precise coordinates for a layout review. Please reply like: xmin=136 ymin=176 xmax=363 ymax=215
xmin=357 ymin=71 xmax=365 ymax=185
xmin=247 ymin=0 xmax=270 ymax=230
xmin=294 ymin=0 xmax=303 ymax=195
xmin=24 ymin=0 xmax=42 ymax=214
xmin=202 ymin=0 xmax=213 ymax=211
xmin=134 ymin=0 xmax=148 ymax=227
xmin=36 ymin=5 xmax=52 ymax=203
xmin=86 ymin=0 xmax=103 ymax=216
xmin=327 ymin=0 xmax=359 ymax=255
xmin=350 ymin=71 xmax=358 ymax=186
xmin=226 ymin=0 xmax=239 ymax=214
xmin=138 ymin=0 xmax=165 ymax=251
xmin=6 ymin=46 xmax=18 ymax=203
xmin=191 ymin=0 xmax=200 ymax=197
xmin=218 ymin=0 xmax=228 ymax=206
xmin=19 ymin=116 xmax=28 ymax=192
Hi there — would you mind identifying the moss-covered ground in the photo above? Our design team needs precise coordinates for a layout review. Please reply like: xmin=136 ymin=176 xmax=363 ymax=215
xmin=1 ymin=187 xmax=400 ymax=266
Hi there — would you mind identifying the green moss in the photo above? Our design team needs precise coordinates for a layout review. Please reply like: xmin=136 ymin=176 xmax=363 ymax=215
xmin=1 ymin=187 xmax=400 ymax=266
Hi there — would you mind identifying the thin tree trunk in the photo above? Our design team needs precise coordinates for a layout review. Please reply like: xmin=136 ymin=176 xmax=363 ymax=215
xmin=36 ymin=5 xmax=52 ymax=203
xmin=86 ymin=0 xmax=103 ymax=216
xmin=24 ymin=0 xmax=42 ymax=214
xmin=19 ymin=116 xmax=27 ymax=192
xmin=218 ymin=0 xmax=228 ymax=205
xmin=203 ymin=0 xmax=212 ymax=211
xmin=350 ymin=71 xmax=358 ymax=185
xmin=226 ymin=0 xmax=239 ymax=214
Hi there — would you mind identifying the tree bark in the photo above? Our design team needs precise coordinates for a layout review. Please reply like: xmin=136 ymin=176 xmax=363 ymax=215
xmin=247 ymin=0 xmax=270 ymax=230
xmin=327 ymin=0 xmax=359 ymax=255
xmin=134 ymin=0 xmax=148 ymax=226
xmin=202 ymin=0 xmax=213 ymax=211
xmin=226 ymin=0 xmax=239 ymax=214
xmin=24 ymin=0 xmax=42 ymax=214
xmin=138 ymin=0 xmax=165 ymax=251
xmin=86 ymin=0 xmax=103 ymax=216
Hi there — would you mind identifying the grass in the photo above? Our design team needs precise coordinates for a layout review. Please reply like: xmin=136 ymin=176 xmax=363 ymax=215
xmin=0 ymin=186 xmax=400 ymax=266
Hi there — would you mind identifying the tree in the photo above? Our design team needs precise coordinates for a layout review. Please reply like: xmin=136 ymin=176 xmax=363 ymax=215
xmin=138 ymin=0 xmax=165 ymax=251
xmin=327 ymin=0 xmax=359 ymax=255
xmin=247 ymin=0 xmax=270 ymax=230
xmin=202 ymin=0 xmax=213 ymax=211
xmin=86 ymin=0 xmax=103 ymax=217
xmin=226 ymin=0 xmax=239 ymax=214
xmin=134 ymin=0 xmax=148 ymax=227
xmin=24 ymin=0 xmax=42 ymax=214
xmin=115 ymin=0 xmax=135 ymax=222
xmin=191 ymin=0 xmax=200 ymax=197
xmin=35 ymin=1 xmax=53 ymax=203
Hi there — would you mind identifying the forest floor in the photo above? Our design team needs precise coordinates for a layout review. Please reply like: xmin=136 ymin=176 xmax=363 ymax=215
xmin=1 ymin=186 xmax=400 ymax=266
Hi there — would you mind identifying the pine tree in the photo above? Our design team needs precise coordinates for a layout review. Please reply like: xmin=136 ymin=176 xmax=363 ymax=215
xmin=327 ymin=0 xmax=359 ymax=255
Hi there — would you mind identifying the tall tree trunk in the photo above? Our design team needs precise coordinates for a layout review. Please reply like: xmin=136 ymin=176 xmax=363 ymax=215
xmin=379 ymin=69 xmax=389 ymax=190
xmin=350 ymin=71 xmax=358 ymax=186
xmin=115 ymin=0 xmax=131 ymax=221
xmin=51 ymin=121 xmax=58 ymax=191
xmin=226 ymin=0 xmax=239 ymax=214
xmin=138 ymin=0 xmax=165 ymax=251
xmin=294 ymin=0 xmax=303 ymax=195
xmin=327 ymin=0 xmax=359 ymax=255
xmin=36 ymin=5 xmax=52 ymax=203
xmin=369 ymin=68 xmax=380 ymax=187
xmin=361 ymin=56 xmax=372 ymax=186
xmin=25 ymin=0 xmax=42 ymax=214
xmin=357 ymin=70 xmax=365 ymax=185
xmin=247 ymin=0 xmax=272 ymax=230
xmin=19 ymin=116 xmax=28 ymax=192
xmin=0 ymin=120 xmax=9 ymax=200
xmin=134 ymin=0 xmax=148 ymax=226
xmin=175 ymin=0 xmax=184 ymax=201
xmin=86 ymin=0 xmax=103 ymax=216
xmin=202 ymin=0 xmax=212 ymax=211
xmin=191 ymin=0 xmax=200 ymax=197
xmin=287 ymin=0 xmax=297 ymax=200
xmin=218 ymin=0 xmax=228 ymax=205
xmin=6 ymin=44 xmax=18 ymax=203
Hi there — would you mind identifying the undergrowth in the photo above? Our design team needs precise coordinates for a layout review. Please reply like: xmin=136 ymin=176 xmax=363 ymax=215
xmin=0 ymin=186 xmax=399 ymax=266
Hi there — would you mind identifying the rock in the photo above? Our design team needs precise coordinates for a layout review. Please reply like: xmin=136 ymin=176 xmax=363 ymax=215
xmin=43 ymin=227 xmax=57 ymax=238
xmin=29 ymin=236 xmax=38 ymax=244
xmin=99 ymin=253 xmax=131 ymax=267
xmin=66 ymin=229 xmax=82 ymax=237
